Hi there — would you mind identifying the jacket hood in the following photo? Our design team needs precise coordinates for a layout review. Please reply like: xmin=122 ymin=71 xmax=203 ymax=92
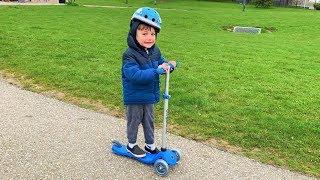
xmin=127 ymin=20 xmax=155 ymax=54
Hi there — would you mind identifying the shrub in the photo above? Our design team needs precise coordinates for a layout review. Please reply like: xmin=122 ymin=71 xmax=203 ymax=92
xmin=314 ymin=3 xmax=320 ymax=10
xmin=66 ymin=0 xmax=79 ymax=6
xmin=254 ymin=0 xmax=273 ymax=8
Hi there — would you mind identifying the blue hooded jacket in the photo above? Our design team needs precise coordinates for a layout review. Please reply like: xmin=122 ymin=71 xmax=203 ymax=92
xmin=122 ymin=20 xmax=165 ymax=105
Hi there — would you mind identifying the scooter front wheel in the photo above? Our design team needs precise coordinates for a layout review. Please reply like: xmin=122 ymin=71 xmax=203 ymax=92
xmin=154 ymin=159 xmax=169 ymax=176
xmin=171 ymin=148 xmax=182 ymax=162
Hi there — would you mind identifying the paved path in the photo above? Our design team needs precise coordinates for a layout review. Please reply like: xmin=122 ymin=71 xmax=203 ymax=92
xmin=0 ymin=2 xmax=188 ymax=12
xmin=0 ymin=78 xmax=314 ymax=179
xmin=0 ymin=2 xmax=62 ymax=6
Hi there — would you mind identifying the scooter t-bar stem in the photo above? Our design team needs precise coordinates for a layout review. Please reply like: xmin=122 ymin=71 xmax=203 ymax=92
xmin=161 ymin=69 xmax=170 ymax=150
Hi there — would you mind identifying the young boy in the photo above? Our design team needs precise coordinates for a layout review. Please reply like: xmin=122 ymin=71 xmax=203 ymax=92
xmin=122 ymin=7 xmax=176 ymax=158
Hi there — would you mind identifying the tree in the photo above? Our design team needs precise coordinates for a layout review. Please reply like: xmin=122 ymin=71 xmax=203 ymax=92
xmin=254 ymin=0 xmax=273 ymax=7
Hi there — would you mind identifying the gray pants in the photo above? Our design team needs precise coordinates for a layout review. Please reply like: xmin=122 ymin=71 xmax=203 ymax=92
xmin=126 ymin=104 xmax=154 ymax=144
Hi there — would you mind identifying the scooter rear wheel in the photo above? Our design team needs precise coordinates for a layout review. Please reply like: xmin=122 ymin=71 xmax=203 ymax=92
xmin=154 ymin=159 xmax=169 ymax=176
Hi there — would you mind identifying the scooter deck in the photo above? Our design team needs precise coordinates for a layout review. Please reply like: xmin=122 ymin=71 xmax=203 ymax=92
xmin=112 ymin=142 xmax=159 ymax=165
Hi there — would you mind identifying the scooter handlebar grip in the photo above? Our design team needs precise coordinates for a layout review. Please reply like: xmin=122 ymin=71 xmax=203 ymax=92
xmin=168 ymin=63 xmax=175 ymax=70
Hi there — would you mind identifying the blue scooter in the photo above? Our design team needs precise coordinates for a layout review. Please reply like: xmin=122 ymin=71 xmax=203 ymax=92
xmin=112 ymin=66 xmax=181 ymax=176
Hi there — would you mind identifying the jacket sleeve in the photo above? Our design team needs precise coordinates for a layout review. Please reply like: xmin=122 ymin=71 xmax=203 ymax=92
xmin=123 ymin=57 xmax=158 ymax=84
xmin=158 ymin=55 xmax=167 ymax=65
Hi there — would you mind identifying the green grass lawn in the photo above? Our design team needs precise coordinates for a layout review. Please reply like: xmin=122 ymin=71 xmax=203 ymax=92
xmin=0 ymin=0 xmax=319 ymax=176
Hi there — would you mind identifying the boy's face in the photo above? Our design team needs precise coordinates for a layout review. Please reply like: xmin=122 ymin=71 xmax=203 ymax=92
xmin=136 ymin=26 xmax=156 ymax=49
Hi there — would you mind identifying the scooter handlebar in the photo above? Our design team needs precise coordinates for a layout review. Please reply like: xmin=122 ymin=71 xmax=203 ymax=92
xmin=156 ymin=62 xmax=178 ymax=75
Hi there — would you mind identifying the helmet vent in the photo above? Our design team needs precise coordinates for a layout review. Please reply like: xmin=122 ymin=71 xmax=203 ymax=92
xmin=144 ymin=15 xmax=148 ymax=18
xmin=152 ymin=18 xmax=155 ymax=22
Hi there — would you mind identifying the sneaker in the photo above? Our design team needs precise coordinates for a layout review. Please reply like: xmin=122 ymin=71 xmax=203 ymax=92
xmin=145 ymin=145 xmax=160 ymax=154
xmin=127 ymin=145 xmax=146 ymax=158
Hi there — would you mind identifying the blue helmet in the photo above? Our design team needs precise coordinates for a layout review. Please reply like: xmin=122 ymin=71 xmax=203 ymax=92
xmin=131 ymin=7 xmax=162 ymax=31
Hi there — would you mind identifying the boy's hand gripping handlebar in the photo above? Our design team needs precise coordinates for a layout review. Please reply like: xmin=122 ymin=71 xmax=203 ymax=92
xmin=156 ymin=62 xmax=176 ymax=75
